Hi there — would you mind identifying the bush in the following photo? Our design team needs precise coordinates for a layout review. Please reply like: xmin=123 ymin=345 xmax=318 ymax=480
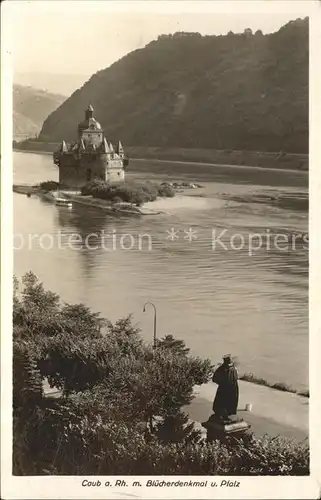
xmin=14 ymin=400 xmax=309 ymax=475
xmin=80 ymin=180 xmax=175 ymax=205
xmin=39 ymin=181 xmax=60 ymax=191
xmin=271 ymin=382 xmax=296 ymax=393
xmin=240 ymin=372 xmax=306 ymax=396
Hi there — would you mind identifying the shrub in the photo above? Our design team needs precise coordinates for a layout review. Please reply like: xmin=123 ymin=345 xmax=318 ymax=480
xmin=271 ymin=382 xmax=296 ymax=393
xmin=39 ymin=181 xmax=60 ymax=191
xmin=14 ymin=401 xmax=309 ymax=475
xmin=80 ymin=180 xmax=175 ymax=204
xmin=156 ymin=334 xmax=190 ymax=356
xmin=239 ymin=372 xmax=269 ymax=386
xmin=158 ymin=183 xmax=175 ymax=197
xmin=240 ymin=371 xmax=306 ymax=396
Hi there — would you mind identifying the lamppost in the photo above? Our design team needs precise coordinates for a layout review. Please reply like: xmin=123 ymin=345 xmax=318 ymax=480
xmin=143 ymin=302 xmax=157 ymax=348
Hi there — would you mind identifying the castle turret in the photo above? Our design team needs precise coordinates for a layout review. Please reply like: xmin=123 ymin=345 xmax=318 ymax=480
xmin=78 ymin=104 xmax=102 ymax=143
xmin=116 ymin=140 xmax=124 ymax=158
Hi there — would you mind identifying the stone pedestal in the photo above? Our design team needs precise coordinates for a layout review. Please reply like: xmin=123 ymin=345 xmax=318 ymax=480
xmin=202 ymin=413 xmax=251 ymax=444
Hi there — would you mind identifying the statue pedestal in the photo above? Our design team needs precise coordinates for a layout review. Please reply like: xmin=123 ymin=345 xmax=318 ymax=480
xmin=202 ymin=414 xmax=251 ymax=444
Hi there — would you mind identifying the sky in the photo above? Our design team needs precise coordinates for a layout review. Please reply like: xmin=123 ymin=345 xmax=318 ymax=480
xmin=4 ymin=0 xmax=312 ymax=94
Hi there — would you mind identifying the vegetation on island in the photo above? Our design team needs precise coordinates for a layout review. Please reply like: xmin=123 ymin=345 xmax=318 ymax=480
xmin=38 ymin=180 xmax=61 ymax=191
xmin=13 ymin=273 xmax=309 ymax=475
xmin=39 ymin=19 xmax=308 ymax=153
xmin=81 ymin=179 xmax=175 ymax=205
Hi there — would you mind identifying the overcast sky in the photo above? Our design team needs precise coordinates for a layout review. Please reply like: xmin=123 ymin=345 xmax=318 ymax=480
xmin=8 ymin=1 xmax=310 ymax=78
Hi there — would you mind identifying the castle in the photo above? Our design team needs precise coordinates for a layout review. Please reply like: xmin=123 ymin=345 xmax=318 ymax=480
xmin=53 ymin=105 xmax=128 ymax=187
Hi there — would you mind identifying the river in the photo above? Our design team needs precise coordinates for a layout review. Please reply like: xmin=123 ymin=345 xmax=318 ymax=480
xmin=13 ymin=151 xmax=309 ymax=390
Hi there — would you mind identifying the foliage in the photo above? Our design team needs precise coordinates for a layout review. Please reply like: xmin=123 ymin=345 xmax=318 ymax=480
xmin=81 ymin=180 xmax=175 ymax=205
xmin=14 ymin=399 xmax=309 ymax=475
xmin=39 ymin=181 xmax=60 ymax=191
xmin=230 ymin=435 xmax=309 ymax=476
xmin=156 ymin=334 xmax=190 ymax=355
xmin=13 ymin=342 xmax=43 ymax=409
xmin=13 ymin=273 xmax=309 ymax=476
xmin=39 ymin=19 xmax=308 ymax=153
xmin=240 ymin=372 xmax=308 ymax=397
xmin=155 ymin=412 xmax=202 ymax=445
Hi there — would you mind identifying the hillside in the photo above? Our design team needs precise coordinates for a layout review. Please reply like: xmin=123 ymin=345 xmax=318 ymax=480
xmin=13 ymin=85 xmax=66 ymax=140
xmin=39 ymin=18 xmax=308 ymax=153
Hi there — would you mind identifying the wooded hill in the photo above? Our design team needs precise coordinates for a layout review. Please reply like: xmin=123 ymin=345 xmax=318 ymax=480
xmin=39 ymin=18 xmax=308 ymax=153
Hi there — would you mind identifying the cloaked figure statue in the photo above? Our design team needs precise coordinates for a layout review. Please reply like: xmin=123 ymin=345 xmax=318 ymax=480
xmin=212 ymin=354 xmax=239 ymax=420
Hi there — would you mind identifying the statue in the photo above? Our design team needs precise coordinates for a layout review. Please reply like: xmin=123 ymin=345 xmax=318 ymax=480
xmin=202 ymin=354 xmax=250 ymax=442
xmin=212 ymin=354 xmax=239 ymax=420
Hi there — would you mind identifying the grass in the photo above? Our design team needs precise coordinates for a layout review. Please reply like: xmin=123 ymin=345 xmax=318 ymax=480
xmin=240 ymin=372 xmax=309 ymax=398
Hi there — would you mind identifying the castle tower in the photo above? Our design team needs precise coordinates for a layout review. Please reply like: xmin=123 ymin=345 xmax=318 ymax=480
xmin=77 ymin=105 xmax=103 ymax=147
xmin=85 ymin=104 xmax=94 ymax=120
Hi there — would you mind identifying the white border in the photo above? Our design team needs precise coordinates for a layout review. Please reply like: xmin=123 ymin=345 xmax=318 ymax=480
xmin=2 ymin=1 xmax=321 ymax=499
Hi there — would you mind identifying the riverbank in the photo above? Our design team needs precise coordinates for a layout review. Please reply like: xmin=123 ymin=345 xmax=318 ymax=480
xmin=13 ymin=143 xmax=308 ymax=171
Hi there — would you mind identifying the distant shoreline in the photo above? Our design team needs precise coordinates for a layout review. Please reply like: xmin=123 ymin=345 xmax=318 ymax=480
xmin=14 ymin=147 xmax=308 ymax=174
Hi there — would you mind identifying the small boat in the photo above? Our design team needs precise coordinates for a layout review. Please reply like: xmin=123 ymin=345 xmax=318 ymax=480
xmin=55 ymin=197 xmax=72 ymax=207
xmin=54 ymin=191 xmax=72 ymax=207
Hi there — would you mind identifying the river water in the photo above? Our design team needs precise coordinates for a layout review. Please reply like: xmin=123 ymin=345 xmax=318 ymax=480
xmin=13 ymin=152 xmax=309 ymax=390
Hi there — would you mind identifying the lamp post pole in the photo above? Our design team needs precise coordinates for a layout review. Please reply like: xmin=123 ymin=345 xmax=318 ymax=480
xmin=143 ymin=302 xmax=157 ymax=348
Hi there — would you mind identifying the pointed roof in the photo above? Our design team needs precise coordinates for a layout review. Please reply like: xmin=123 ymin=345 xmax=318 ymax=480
xmin=117 ymin=140 xmax=124 ymax=153
xmin=79 ymin=138 xmax=86 ymax=150
xmin=109 ymin=142 xmax=114 ymax=153
xmin=87 ymin=104 xmax=94 ymax=112
xmin=101 ymin=137 xmax=110 ymax=153
xmin=60 ymin=140 xmax=68 ymax=153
